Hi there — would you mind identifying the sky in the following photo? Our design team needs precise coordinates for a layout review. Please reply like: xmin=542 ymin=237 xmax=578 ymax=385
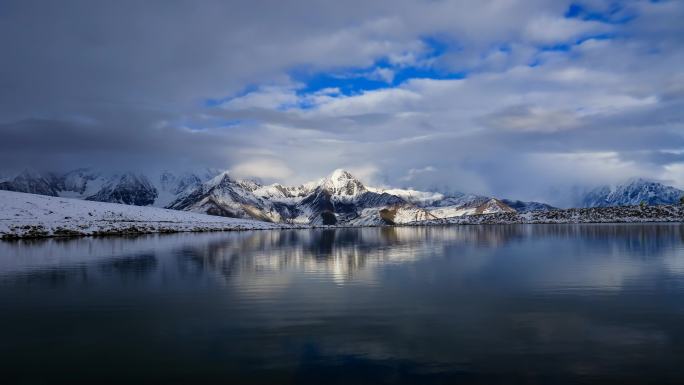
xmin=1 ymin=0 xmax=683 ymax=205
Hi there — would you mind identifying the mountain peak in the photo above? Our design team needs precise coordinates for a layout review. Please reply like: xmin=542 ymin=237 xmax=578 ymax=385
xmin=17 ymin=168 xmax=46 ymax=180
xmin=330 ymin=168 xmax=354 ymax=180
xmin=321 ymin=169 xmax=366 ymax=196
xmin=206 ymin=171 xmax=234 ymax=188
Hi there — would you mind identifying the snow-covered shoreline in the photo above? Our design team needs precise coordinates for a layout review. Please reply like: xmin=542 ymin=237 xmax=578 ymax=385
xmin=0 ymin=190 xmax=292 ymax=239
xmin=2 ymin=190 xmax=683 ymax=240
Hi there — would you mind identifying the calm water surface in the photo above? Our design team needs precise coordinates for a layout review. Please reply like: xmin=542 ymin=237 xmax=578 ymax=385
xmin=2 ymin=224 xmax=684 ymax=384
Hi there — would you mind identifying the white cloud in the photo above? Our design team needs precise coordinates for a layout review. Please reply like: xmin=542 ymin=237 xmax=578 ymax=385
xmin=230 ymin=159 xmax=294 ymax=181
xmin=531 ymin=151 xmax=641 ymax=183
xmin=399 ymin=166 xmax=436 ymax=182
xmin=482 ymin=105 xmax=582 ymax=133
xmin=344 ymin=164 xmax=381 ymax=184
xmin=366 ymin=67 xmax=395 ymax=83
xmin=524 ymin=16 xmax=611 ymax=44
xmin=662 ymin=163 xmax=684 ymax=190
xmin=223 ymin=86 xmax=299 ymax=110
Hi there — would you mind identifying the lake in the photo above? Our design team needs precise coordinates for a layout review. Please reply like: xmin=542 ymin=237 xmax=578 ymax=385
xmin=1 ymin=224 xmax=684 ymax=384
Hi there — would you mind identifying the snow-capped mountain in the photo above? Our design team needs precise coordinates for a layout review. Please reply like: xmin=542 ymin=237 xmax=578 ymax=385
xmin=500 ymin=199 xmax=557 ymax=212
xmin=0 ymin=168 xmax=219 ymax=207
xmin=167 ymin=172 xmax=285 ymax=222
xmin=580 ymin=179 xmax=684 ymax=208
xmin=168 ymin=169 xmax=407 ymax=225
xmin=85 ymin=172 xmax=158 ymax=206
xmin=0 ymin=169 xmax=61 ymax=197
xmin=0 ymin=167 xmax=557 ymax=225
xmin=374 ymin=188 xmax=555 ymax=213
xmin=155 ymin=169 xmax=220 ymax=207
xmin=167 ymin=169 xmax=522 ymax=225
xmin=56 ymin=168 xmax=103 ymax=197
xmin=320 ymin=169 xmax=367 ymax=196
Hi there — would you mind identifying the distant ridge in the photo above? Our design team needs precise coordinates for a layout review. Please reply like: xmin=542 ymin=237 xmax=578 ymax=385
xmin=580 ymin=178 xmax=684 ymax=208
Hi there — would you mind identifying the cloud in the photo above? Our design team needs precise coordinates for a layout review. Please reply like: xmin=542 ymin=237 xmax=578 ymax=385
xmin=343 ymin=164 xmax=381 ymax=184
xmin=663 ymin=163 xmax=684 ymax=190
xmin=524 ymin=16 xmax=612 ymax=44
xmin=222 ymin=86 xmax=299 ymax=111
xmin=399 ymin=166 xmax=436 ymax=182
xmin=481 ymin=105 xmax=582 ymax=133
xmin=230 ymin=159 xmax=294 ymax=181
xmin=365 ymin=67 xmax=395 ymax=83
xmin=0 ymin=0 xmax=683 ymax=205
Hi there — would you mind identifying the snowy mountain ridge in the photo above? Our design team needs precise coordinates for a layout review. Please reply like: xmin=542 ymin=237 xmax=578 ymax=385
xmin=0 ymin=167 xmax=555 ymax=225
xmin=0 ymin=168 xmax=220 ymax=208
xmin=165 ymin=169 xmax=525 ymax=225
xmin=580 ymin=178 xmax=684 ymax=208
xmin=3 ymin=168 xmax=682 ymax=226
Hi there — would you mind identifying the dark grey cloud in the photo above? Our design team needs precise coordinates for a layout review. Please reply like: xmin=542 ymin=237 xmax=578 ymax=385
xmin=0 ymin=118 xmax=233 ymax=172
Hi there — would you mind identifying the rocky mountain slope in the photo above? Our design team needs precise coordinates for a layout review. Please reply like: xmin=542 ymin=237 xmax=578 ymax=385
xmin=581 ymin=179 xmax=684 ymax=208
xmin=0 ymin=169 xmax=61 ymax=196
xmin=501 ymin=199 xmax=557 ymax=212
xmin=0 ymin=168 xmax=218 ymax=208
xmin=167 ymin=172 xmax=285 ymax=222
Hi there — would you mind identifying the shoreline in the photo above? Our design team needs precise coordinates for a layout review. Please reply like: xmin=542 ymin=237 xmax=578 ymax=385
xmin=3 ymin=214 xmax=683 ymax=241
xmin=408 ymin=204 xmax=684 ymax=226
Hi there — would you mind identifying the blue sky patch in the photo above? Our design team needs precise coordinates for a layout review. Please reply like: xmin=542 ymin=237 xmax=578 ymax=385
xmin=564 ymin=2 xmax=635 ymax=24
xmin=529 ymin=32 xmax=616 ymax=67
xmin=291 ymin=36 xmax=466 ymax=97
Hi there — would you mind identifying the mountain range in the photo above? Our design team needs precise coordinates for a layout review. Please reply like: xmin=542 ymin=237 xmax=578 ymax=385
xmin=0 ymin=168 xmax=218 ymax=208
xmin=1 ymin=168 xmax=682 ymax=225
xmin=165 ymin=169 xmax=524 ymax=225
xmin=579 ymin=178 xmax=684 ymax=208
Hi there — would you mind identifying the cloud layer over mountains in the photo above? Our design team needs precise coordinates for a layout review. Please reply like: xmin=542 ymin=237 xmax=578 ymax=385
xmin=1 ymin=0 xmax=683 ymax=206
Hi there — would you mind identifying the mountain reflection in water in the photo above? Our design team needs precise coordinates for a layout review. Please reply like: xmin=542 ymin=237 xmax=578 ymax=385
xmin=1 ymin=224 xmax=684 ymax=384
